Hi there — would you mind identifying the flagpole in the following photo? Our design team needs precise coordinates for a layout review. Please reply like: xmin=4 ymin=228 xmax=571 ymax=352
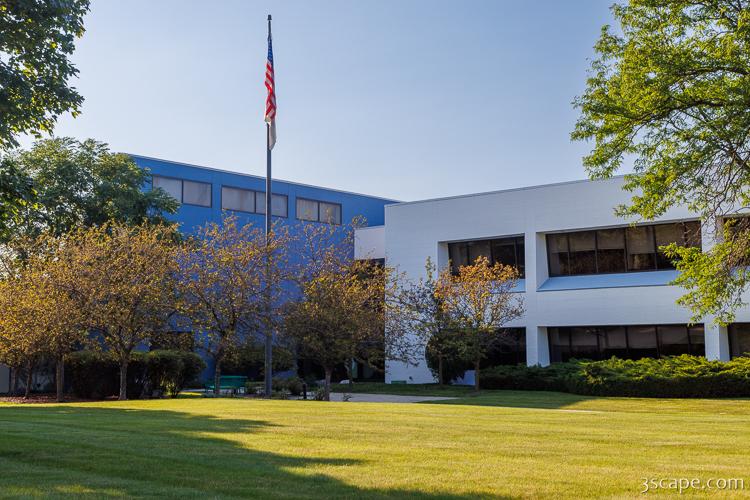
xmin=264 ymin=13 xmax=273 ymax=399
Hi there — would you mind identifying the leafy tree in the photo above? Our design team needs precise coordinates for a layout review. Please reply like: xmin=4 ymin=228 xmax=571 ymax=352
xmin=392 ymin=258 xmax=465 ymax=385
xmin=0 ymin=0 xmax=89 ymax=149
xmin=572 ymin=0 xmax=750 ymax=323
xmin=0 ymin=160 xmax=35 ymax=242
xmin=52 ymin=222 xmax=180 ymax=400
xmin=435 ymin=256 xmax=524 ymax=390
xmin=284 ymin=258 xmax=389 ymax=400
xmin=177 ymin=216 xmax=287 ymax=395
xmin=2 ymin=138 xmax=178 ymax=245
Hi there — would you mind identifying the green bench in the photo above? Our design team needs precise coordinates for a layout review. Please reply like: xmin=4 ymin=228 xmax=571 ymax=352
xmin=204 ymin=375 xmax=248 ymax=396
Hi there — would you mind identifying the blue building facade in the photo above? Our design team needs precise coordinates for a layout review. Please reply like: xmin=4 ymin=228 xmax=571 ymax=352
xmin=132 ymin=155 xmax=396 ymax=236
xmin=131 ymin=155 xmax=397 ymax=383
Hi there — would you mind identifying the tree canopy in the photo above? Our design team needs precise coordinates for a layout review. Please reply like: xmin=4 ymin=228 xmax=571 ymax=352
xmin=0 ymin=0 xmax=89 ymax=149
xmin=1 ymin=138 xmax=178 ymax=244
xmin=573 ymin=0 xmax=750 ymax=323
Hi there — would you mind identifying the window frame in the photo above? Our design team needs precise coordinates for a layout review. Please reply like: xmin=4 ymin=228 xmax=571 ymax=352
xmin=295 ymin=197 xmax=342 ymax=225
xmin=181 ymin=179 xmax=212 ymax=208
xmin=220 ymin=184 xmax=288 ymax=218
xmin=549 ymin=323 xmax=705 ymax=362
xmin=447 ymin=235 xmax=525 ymax=277
xmin=546 ymin=221 xmax=701 ymax=278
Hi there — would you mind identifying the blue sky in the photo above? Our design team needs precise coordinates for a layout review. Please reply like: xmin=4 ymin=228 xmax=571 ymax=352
xmin=23 ymin=0 xmax=616 ymax=201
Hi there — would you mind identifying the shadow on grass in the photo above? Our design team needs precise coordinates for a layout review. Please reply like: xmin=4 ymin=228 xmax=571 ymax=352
xmin=0 ymin=405 xmax=491 ymax=499
xmin=427 ymin=390 xmax=596 ymax=410
xmin=331 ymin=383 xmax=596 ymax=410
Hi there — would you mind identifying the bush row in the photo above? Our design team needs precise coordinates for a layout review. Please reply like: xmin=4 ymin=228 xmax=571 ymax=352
xmin=66 ymin=350 xmax=206 ymax=399
xmin=480 ymin=355 xmax=750 ymax=398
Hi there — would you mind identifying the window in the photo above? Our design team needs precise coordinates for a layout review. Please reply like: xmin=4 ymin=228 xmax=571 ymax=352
xmin=568 ymin=231 xmax=596 ymax=275
xmin=549 ymin=324 xmax=705 ymax=362
xmin=295 ymin=198 xmax=342 ymax=224
xmin=221 ymin=186 xmax=287 ymax=217
xmin=182 ymin=180 xmax=211 ymax=207
xmin=152 ymin=176 xmax=212 ymax=207
xmin=447 ymin=236 xmax=525 ymax=277
xmin=626 ymin=225 xmax=655 ymax=271
xmin=152 ymin=176 xmax=183 ymax=201
xmin=484 ymin=328 xmax=526 ymax=365
xmin=222 ymin=186 xmax=255 ymax=213
xmin=255 ymin=192 xmax=289 ymax=217
xmin=729 ymin=323 xmax=750 ymax=358
xmin=596 ymin=228 xmax=627 ymax=273
xmin=546 ymin=221 xmax=701 ymax=277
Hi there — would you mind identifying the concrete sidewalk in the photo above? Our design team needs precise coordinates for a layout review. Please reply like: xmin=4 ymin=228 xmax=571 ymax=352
xmin=328 ymin=393 xmax=457 ymax=403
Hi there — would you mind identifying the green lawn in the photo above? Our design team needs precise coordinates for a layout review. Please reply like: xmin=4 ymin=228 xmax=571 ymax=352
xmin=1 ymin=391 xmax=749 ymax=498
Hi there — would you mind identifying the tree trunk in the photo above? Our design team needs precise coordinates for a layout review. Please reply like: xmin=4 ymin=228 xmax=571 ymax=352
xmin=438 ymin=356 xmax=444 ymax=385
xmin=119 ymin=358 xmax=129 ymax=401
xmin=24 ymin=362 xmax=33 ymax=399
xmin=323 ymin=367 xmax=332 ymax=401
xmin=10 ymin=368 xmax=17 ymax=396
xmin=213 ymin=357 xmax=222 ymax=396
xmin=347 ymin=358 xmax=354 ymax=388
xmin=474 ymin=357 xmax=481 ymax=391
xmin=56 ymin=354 xmax=65 ymax=403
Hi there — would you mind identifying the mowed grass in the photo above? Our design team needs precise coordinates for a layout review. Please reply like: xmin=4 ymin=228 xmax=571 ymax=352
xmin=1 ymin=392 xmax=749 ymax=498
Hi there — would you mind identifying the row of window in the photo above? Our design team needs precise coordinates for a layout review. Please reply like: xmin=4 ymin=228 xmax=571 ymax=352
xmin=152 ymin=175 xmax=342 ymax=224
xmin=548 ymin=221 xmax=701 ymax=276
xmin=448 ymin=324 xmax=748 ymax=368
xmin=549 ymin=324 xmax=705 ymax=362
xmin=448 ymin=236 xmax=525 ymax=276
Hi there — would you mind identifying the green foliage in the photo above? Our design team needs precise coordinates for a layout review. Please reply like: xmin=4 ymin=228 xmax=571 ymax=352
xmin=1 ymin=138 xmax=179 ymax=243
xmin=0 ymin=1 xmax=89 ymax=149
xmin=222 ymin=341 xmax=295 ymax=379
xmin=147 ymin=350 xmax=206 ymax=398
xmin=424 ymin=329 xmax=470 ymax=384
xmin=273 ymin=376 xmax=304 ymax=396
xmin=572 ymin=0 xmax=750 ymax=321
xmin=481 ymin=356 xmax=750 ymax=398
xmin=66 ymin=351 xmax=119 ymax=399
xmin=0 ymin=159 xmax=35 ymax=241
xmin=66 ymin=350 xmax=206 ymax=399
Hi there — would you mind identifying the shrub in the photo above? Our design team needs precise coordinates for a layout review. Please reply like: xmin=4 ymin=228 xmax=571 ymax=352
xmin=480 ymin=355 xmax=750 ymax=398
xmin=66 ymin=350 xmax=206 ymax=399
xmin=66 ymin=351 xmax=119 ymax=399
xmin=273 ymin=376 xmax=304 ymax=396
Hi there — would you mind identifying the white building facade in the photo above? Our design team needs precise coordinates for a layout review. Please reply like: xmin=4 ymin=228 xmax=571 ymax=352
xmin=355 ymin=176 xmax=750 ymax=384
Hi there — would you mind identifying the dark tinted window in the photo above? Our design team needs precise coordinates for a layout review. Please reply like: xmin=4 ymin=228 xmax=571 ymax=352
xmin=549 ymin=324 xmax=701 ymax=362
xmin=729 ymin=323 xmax=750 ymax=358
xmin=447 ymin=236 xmax=525 ymax=277
xmin=547 ymin=222 xmax=701 ymax=277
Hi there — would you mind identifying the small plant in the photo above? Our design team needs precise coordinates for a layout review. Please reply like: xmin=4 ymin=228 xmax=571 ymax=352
xmin=342 ymin=393 xmax=352 ymax=402
xmin=313 ymin=387 xmax=327 ymax=401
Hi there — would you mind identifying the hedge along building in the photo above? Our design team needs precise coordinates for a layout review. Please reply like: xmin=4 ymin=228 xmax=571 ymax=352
xmin=354 ymin=176 xmax=750 ymax=384
xmin=0 ymin=155 xmax=399 ymax=394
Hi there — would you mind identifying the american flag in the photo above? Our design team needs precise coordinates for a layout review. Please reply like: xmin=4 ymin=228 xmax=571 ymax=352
xmin=265 ymin=32 xmax=276 ymax=150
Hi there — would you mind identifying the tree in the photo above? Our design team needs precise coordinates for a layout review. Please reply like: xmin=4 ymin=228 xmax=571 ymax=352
xmin=572 ymin=0 xmax=750 ymax=323
xmin=284 ymin=258 xmax=389 ymax=400
xmin=177 ymin=216 xmax=287 ymax=395
xmin=53 ymin=222 xmax=180 ymax=400
xmin=0 ymin=0 xmax=89 ymax=149
xmin=1 ymin=138 xmax=178 ymax=245
xmin=0 ymin=160 xmax=35 ymax=242
xmin=435 ymin=256 xmax=524 ymax=390
xmin=392 ymin=258 xmax=465 ymax=385
xmin=0 ymin=277 xmax=47 ymax=398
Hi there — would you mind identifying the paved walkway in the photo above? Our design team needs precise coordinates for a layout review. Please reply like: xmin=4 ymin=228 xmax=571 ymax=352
xmin=327 ymin=393 xmax=457 ymax=403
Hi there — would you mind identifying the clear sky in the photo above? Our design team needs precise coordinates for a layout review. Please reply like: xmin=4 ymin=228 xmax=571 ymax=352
xmin=22 ymin=0 xmax=617 ymax=202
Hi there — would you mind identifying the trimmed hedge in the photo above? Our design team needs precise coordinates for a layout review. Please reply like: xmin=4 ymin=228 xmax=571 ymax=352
xmin=480 ymin=355 xmax=750 ymax=398
xmin=66 ymin=350 xmax=206 ymax=399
